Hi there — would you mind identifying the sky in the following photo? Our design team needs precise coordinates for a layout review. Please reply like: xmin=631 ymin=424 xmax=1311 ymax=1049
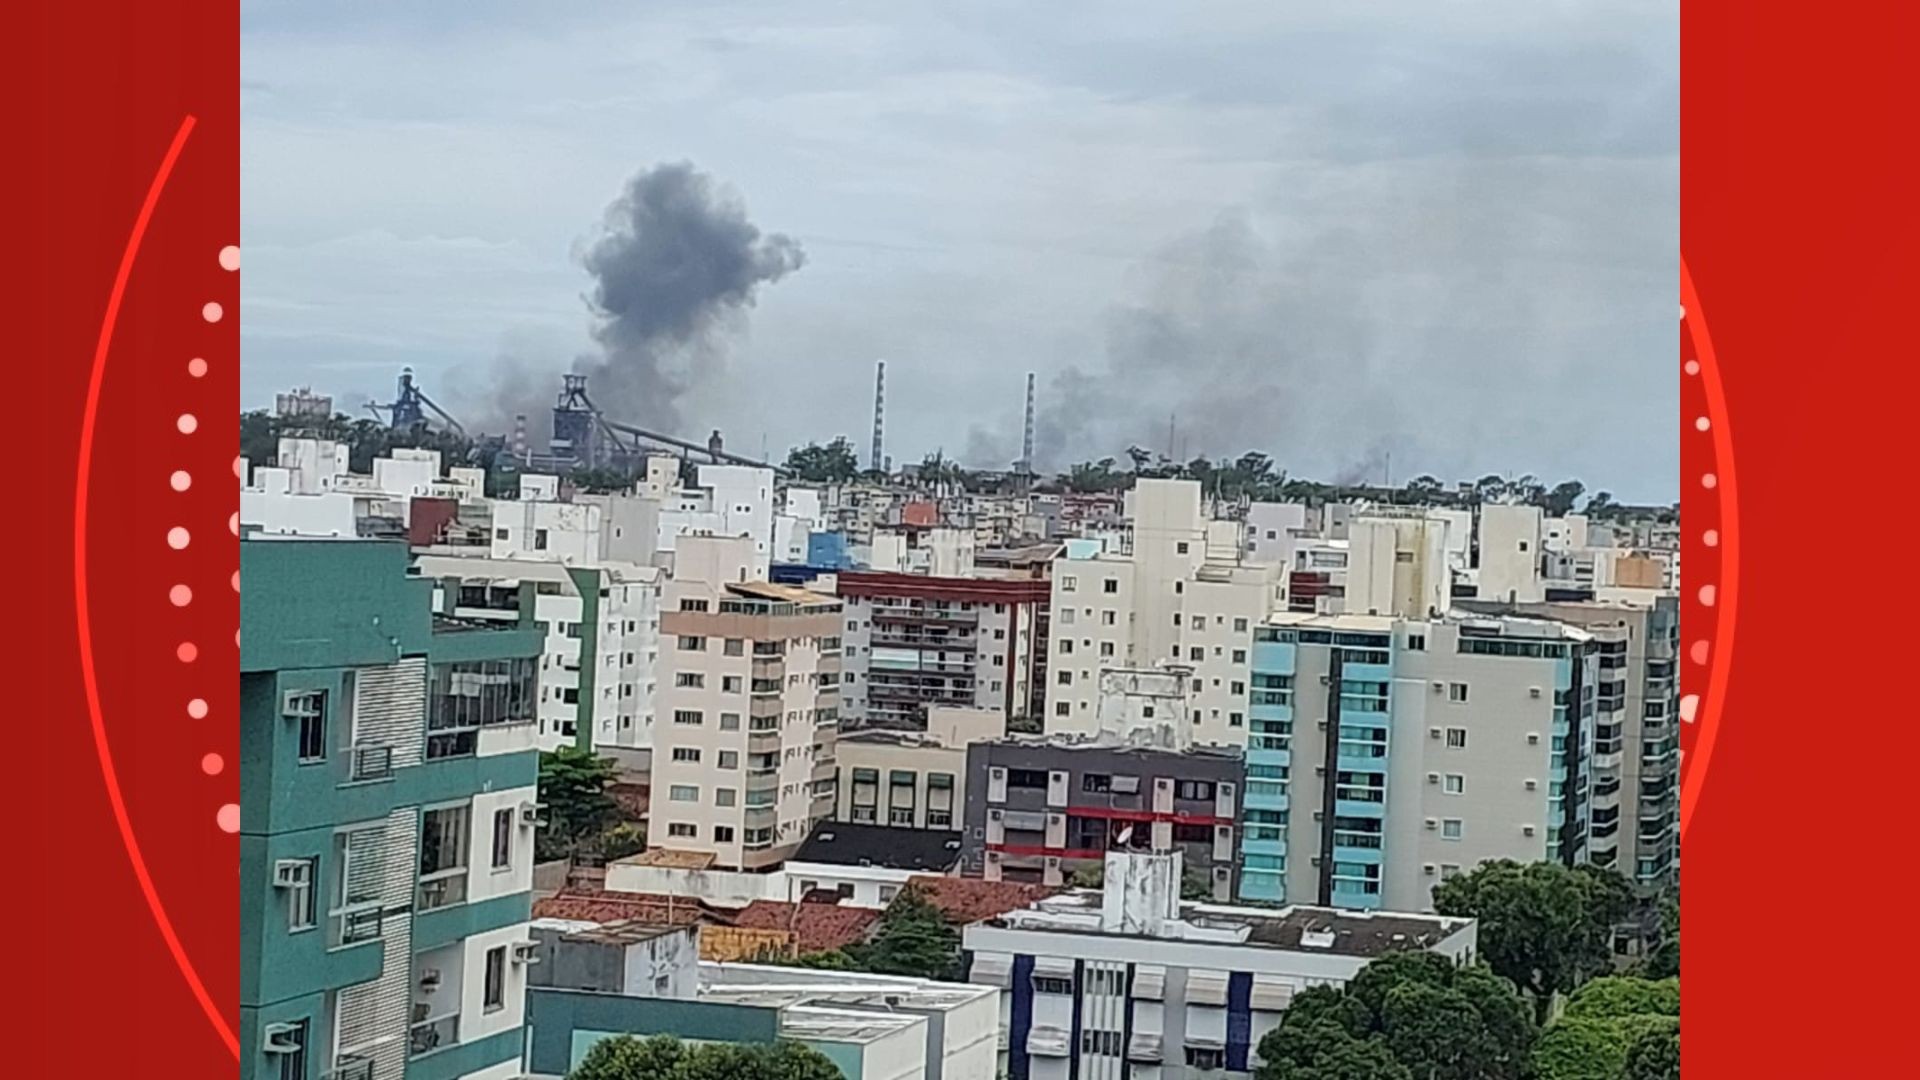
xmin=241 ymin=0 xmax=1678 ymax=502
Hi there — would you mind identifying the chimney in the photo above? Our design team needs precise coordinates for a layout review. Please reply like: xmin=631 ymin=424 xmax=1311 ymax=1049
xmin=708 ymin=430 xmax=724 ymax=458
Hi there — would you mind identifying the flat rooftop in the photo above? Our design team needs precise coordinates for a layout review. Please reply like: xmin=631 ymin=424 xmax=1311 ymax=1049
xmin=983 ymin=892 xmax=1471 ymax=959
xmin=793 ymin=822 xmax=963 ymax=873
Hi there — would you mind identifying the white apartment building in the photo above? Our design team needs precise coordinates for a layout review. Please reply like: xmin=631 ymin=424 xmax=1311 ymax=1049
xmin=648 ymin=536 xmax=843 ymax=869
xmin=417 ymin=554 xmax=662 ymax=753
xmin=241 ymin=439 xmax=486 ymax=537
xmin=963 ymin=851 xmax=1477 ymax=1080
xmin=1242 ymin=502 xmax=1311 ymax=567
xmin=656 ymin=464 xmax=779 ymax=577
xmin=1342 ymin=511 xmax=1452 ymax=619
xmin=1476 ymin=504 xmax=1548 ymax=604
xmin=837 ymin=573 xmax=1049 ymax=729
xmin=1046 ymin=481 xmax=1285 ymax=748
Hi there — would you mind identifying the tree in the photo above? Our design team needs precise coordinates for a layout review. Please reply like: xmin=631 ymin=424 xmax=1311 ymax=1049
xmin=1623 ymin=1025 xmax=1679 ymax=1080
xmin=537 ymin=747 xmax=620 ymax=861
xmin=1545 ymin=480 xmax=1587 ymax=516
xmin=1254 ymin=954 xmax=1535 ymax=1080
xmin=569 ymin=1035 xmax=841 ymax=1080
xmin=844 ymin=889 xmax=962 ymax=980
xmin=1531 ymin=977 xmax=1678 ymax=1080
xmin=1432 ymin=860 xmax=1635 ymax=1022
xmin=784 ymin=438 xmax=860 ymax=484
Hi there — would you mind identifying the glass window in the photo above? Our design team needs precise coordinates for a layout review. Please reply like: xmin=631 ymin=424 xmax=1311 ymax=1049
xmin=286 ymin=690 xmax=327 ymax=763
xmin=670 ymin=785 xmax=699 ymax=802
xmin=1442 ymin=819 xmax=1464 ymax=840
xmin=491 ymin=808 xmax=514 ymax=869
xmin=483 ymin=946 xmax=506 ymax=1011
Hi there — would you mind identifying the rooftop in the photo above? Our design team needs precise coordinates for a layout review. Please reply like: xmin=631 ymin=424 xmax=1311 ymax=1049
xmin=792 ymin=822 xmax=964 ymax=873
xmin=618 ymin=848 xmax=718 ymax=870
xmin=726 ymin=581 xmax=840 ymax=607
xmin=732 ymin=901 xmax=881 ymax=954
xmin=542 ymin=918 xmax=690 ymax=947
xmin=904 ymin=876 xmax=1058 ymax=925
xmin=532 ymin=889 xmax=723 ymax=927
xmin=983 ymin=890 xmax=1472 ymax=959
xmin=979 ymin=732 xmax=1244 ymax=762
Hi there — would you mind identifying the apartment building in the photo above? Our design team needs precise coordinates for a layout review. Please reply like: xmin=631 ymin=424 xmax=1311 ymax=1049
xmin=647 ymin=536 xmax=843 ymax=870
xmin=1045 ymin=480 xmax=1285 ymax=748
xmin=1456 ymin=595 xmax=1681 ymax=886
xmin=241 ymin=537 xmax=542 ymax=1080
xmin=963 ymin=850 xmax=1478 ymax=1080
xmin=415 ymin=555 xmax=662 ymax=753
xmin=960 ymin=736 xmax=1245 ymax=899
xmin=1476 ymin=504 xmax=1549 ymax=604
xmin=1242 ymin=610 xmax=1597 ymax=911
xmin=838 ymin=571 xmax=1050 ymax=730
xmin=836 ymin=706 xmax=1002 ymax=829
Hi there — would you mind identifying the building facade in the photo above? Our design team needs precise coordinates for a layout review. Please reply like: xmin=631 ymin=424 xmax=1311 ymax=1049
xmin=960 ymin=738 xmax=1245 ymax=899
xmin=1242 ymin=611 xmax=1597 ymax=911
xmin=647 ymin=537 xmax=843 ymax=870
xmin=837 ymin=572 xmax=1050 ymax=730
xmin=835 ymin=706 xmax=1002 ymax=830
xmin=241 ymin=538 xmax=543 ymax=1080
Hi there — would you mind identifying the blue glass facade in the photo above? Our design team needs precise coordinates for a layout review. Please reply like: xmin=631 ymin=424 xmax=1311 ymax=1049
xmin=1241 ymin=637 xmax=1294 ymax=902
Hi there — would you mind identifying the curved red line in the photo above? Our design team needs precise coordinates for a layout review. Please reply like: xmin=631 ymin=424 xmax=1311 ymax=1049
xmin=1679 ymin=258 xmax=1737 ymax=841
xmin=74 ymin=115 xmax=238 ymax=1060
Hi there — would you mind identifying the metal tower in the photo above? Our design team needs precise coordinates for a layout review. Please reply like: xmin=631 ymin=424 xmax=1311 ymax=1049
xmin=870 ymin=360 xmax=886 ymax=473
xmin=1021 ymin=372 xmax=1037 ymax=476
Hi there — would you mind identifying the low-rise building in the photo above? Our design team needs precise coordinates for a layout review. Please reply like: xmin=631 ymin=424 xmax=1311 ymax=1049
xmin=785 ymin=822 xmax=965 ymax=909
xmin=835 ymin=706 xmax=1002 ymax=829
xmin=962 ymin=851 xmax=1478 ymax=1080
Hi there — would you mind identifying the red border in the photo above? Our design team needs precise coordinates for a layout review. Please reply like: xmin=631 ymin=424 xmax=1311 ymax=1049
xmin=14 ymin=1 xmax=238 ymax=1070
xmin=1684 ymin=1 xmax=1916 ymax=1073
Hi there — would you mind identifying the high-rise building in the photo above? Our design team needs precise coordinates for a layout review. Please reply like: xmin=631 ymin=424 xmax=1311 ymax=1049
xmin=836 ymin=571 xmax=1050 ymax=730
xmin=1242 ymin=610 xmax=1598 ymax=911
xmin=241 ymin=537 xmax=544 ymax=1080
xmin=647 ymin=536 xmax=844 ymax=869
xmin=1045 ymin=480 xmax=1285 ymax=748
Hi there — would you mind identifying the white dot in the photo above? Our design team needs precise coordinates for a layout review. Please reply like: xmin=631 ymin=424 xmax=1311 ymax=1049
xmin=1694 ymin=417 xmax=1710 ymax=431
xmin=233 ymin=456 xmax=245 ymax=479
xmin=187 ymin=698 xmax=209 ymax=719
xmin=1703 ymin=529 xmax=1719 ymax=547
xmin=177 ymin=414 xmax=198 ymax=434
xmin=188 ymin=357 xmax=208 ymax=378
xmin=170 ymin=584 xmax=193 ymax=607
xmin=218 ymin=245 xmax=240 ymax=271
xmin=170 ymin=470 xmax=192 ymax=491
xmin=229 ymin=513 xmax=239 ymax=536
xmin=1678 ymin=304 xmax=1687 ymax=320
xmin=202 ymin=753 xmax=225 ymax=776
xmin=1698 ymin=584 xmax=1717 ymax=607
xmin=202 ymin=302 xmax=223 ymax=323
xmin=1684 ymin=360 xmax=1699 ymax=375
xmin=167 ymin=527 xmax=190 ymax=550
xmin=1679 ymin=695 xmax=1699 ymax=723
xmin=1701 ymin=473 xmax=1718 ymax=489
xmin=232 ymin=570 xmax=240 ymax=592
xmin=217 ymin=804 xmax=240 ymax=833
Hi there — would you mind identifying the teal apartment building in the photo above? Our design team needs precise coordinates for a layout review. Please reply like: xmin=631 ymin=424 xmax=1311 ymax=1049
xmin=241 ymin=537 xmax=544 ymax=1080
xmin=1241 ymin=610 xmax=1596 ymax=912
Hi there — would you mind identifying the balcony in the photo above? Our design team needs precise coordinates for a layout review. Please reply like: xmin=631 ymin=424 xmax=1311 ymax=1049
xmin=322 ymin=1055 xmax=375 ymax=1080
xmin=416 ymin=870 xmax=469 ymax=912
xmin=330 ymin=903 xmax=391 ymax=948
xmin=409 ymin=1011 xmax=460 ymax=1058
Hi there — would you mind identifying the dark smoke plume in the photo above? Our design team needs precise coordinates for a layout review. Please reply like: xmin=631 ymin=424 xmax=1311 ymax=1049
xmin=455 ymin=162 xmax=804 ymax=437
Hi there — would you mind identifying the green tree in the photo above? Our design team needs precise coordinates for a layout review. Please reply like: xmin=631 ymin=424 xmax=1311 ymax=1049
xmin=1623 ymin=1025 xmax=1679 ymax=1080
xmin=537 ymin=747 xmax=620 ymax=861
xmin=1532 ymin=977 xmax=1678 ymax=1080
xmin=569 ymin=1035 xmax=841 ymax=1080
xmin=1545 ymin=480 xmax=1587 ymax=516
xmin=845 ymin=889 xmax=962 ymax=980
xmin=1255 ymin=954 xmax=1534 ymax=1080
xmin=1432 ymin=860 xmax=1635 ymax=1021
xmin=784 ymin=438 xmax=860 ymax=484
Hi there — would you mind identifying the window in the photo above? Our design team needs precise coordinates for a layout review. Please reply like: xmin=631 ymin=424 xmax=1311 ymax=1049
xmin=679 ymin=598 xmax=710 ymax=612
xmin=1176 ymin=780 xmax=1216 ymax=801
xmin=1103 ymin=578 xmax=1119 ymax=594
xmin=1059 ymin=639 xmax=1074 ymax=655
xmin=1192 ymin=616 xmax=1206 ymax=631
xmin=675 ymin=672 xmax=705 ymax=688
xmin=1186 ymin=1048 xmax=1227 ymax=1070
xmin=560 ymin=687 xmax=579 ymax=705
xmin=667 ymin=822 xmax=696 ymax=838
xmin=1058 ymin=671 xmax=1073 ymax=686
xmin=722 ymin=675 xmax=742 ymax=693
xmin=1234 ymin=617 xmax=1249 ymax=633
xmin=671 ymin=747 xmax=701 ymax=763
xmin=418 ymin=806 xmax=470 ymax=910
xmin=532 ymin=528 xmax=548 ymax=551
xmin=483 ymin=946 xmax=507 ymax=1011
xmin=1231 ymin=681 xmax=1246 ymax=695
xmin=1446 ymin=728 xmax=1468 ymax=749
xmin=720 ymin=713 xmax=741 ymax=731
xmin=878 ymin=885 xmax=899 ymax=904
xmin=1060 ymin=576 xmax=1077 ymax=593
xmin=1229 ymin=712 xmax=1244 ymax=727
xmin=1444 ymin=774 xmax=1465 ymax=795
xmin=1055 ymin=702 xmax=1071 ymax=717
xmin=286 ymin=857 xmax=317 ymax=931
xmin=273 ymin=1019 xmax=308 ymax=1080
xmin=1099 ymin=641 xmax=1115 ymax=657
xmin=723 ymin=638 xmax=745 ymax=656
xmin=1033 ymin=976 xmax=1074 ymax=995
xmin=1442 ymin=819 xmax=1464 ymax=840
xmin=1232 ymin=648 xmax=1247 ymax=664
xmin=1449 ymin=683 xmax=1469 ymax=703
xmin=1082 ymin=1030 xmax=1124 ymax=1056
xmin=673 ymin=710 xmax=704 ymax=726
xmin=1440 ymin=863 xmax=1462 ymax=879
xmin=715 ymin=788 xmax=737 ymax=808
xmin=1083 ymin=773 xmax=1112 ymax=793
xmin=286 ymin=691 xmax=327 ymax=763
xmin=1102 ymin=610 xmax=1117 ymax=626
xmin=714 ymin=826 xmax=735 ymax=843
xmin=718 ymin=751 xmax=739 ymax=769
xmin=1006 ymin=768 xmax=1049 ymax=790
xmin=1059 ymin=609 xmax=1076 ymax=627
xmin=670 ymin=785 xmax=699 ymax=802
xmin=678 ymin=635 xmax=706 ymax=651
xmin=1408 ymin=634 xmax=1427 ymax=651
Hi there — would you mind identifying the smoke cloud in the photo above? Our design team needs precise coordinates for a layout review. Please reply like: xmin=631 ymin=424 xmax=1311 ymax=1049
xmin=456 ymin=162 xmax=804 ymax=438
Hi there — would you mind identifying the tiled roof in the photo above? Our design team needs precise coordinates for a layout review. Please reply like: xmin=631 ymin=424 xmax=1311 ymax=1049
xmin=532 ymin=889 xmax=721 ymax=927
xmin=733 ymin=900 xmax=882 ymax=954
xmin=905 ymin=876 xmax=1058 ymax=924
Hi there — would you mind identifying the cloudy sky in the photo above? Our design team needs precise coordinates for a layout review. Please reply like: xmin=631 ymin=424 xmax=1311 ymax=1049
xmin=241 ymin=0 xmax=1677 ymax=501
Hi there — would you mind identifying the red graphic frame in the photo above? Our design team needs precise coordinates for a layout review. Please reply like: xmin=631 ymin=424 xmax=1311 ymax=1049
xmin=10 ymin=0 xmax=1913 ymax=1073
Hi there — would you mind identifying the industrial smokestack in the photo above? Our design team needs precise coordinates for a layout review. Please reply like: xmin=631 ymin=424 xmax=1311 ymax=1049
xmin=870 ymin=360 xmax=887 ymax=473
xmin=1021 ymin=372 xmax=1036 ymax=475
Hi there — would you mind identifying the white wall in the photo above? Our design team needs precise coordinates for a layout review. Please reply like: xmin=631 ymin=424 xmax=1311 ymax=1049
xmin=602 ymin=863 xmax=787 ymax=905
xmin=458 ymin=922 xmax=534 ymax=1046
xmin=467 ymin=785 xmax=540 ymax=904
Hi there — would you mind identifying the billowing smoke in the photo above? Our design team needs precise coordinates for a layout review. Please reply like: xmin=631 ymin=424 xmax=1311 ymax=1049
xmin=454 ymin=162 xmax=803 ymax=437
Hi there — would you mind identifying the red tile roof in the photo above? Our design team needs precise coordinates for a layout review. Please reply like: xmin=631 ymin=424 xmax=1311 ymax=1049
xmin=905 ymin=876 xmax=1057 ymax=924
xmin=533 ymin=889 xmax=723 ymax=927
xmin=733 ymin=900 xmax=882 ymax=954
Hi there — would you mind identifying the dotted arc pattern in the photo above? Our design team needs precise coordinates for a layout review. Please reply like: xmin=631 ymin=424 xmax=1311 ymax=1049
xmin=1679 ymin=259 xmax=1734 ymax=841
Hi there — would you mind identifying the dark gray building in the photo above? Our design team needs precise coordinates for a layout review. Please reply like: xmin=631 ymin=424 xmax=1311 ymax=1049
xmin=960 ymin=736 xmax=1245 ymax=899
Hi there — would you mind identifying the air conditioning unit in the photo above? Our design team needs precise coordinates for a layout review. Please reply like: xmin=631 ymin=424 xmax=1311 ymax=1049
xmin=1424 ymin=818 xmax=1438 ymax=830
xmin=511 ymin=941 xmax=541 ymax=965
xmin=1427 ymin=773 xmax=1440 ymax=785
xmin=1529 ymin=687 xmax=1543 ymax=698
xmin=1423 ymin=864 xmax=1436 ymax=876
xmin=1527 ymin=732 xmax=1541 ymax=744
xmin=988 ymin=809 xmax=1003 ymax=821
xmin=1319 ymin=675 xmax=1331 ymax=685
xmin=520 ymin=801 xmax=548 ymax=827
xmin=1429 ymin=727 xmax=1443 ymax=739
xmin=419 ymin=969 xmax=443 ymax=992
xmin=1522 ymin=825 xmax=1537 ymax=836
xmin=1524 ymin=779 xmax=1538 ymax=791
xmin=262 ymin=1023 xmax=304 ymax=1054
xmin=1431 ymin=681 xmax=1445 ymax=693
xmin=272 ymin=860 xmax=311 ymax=889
